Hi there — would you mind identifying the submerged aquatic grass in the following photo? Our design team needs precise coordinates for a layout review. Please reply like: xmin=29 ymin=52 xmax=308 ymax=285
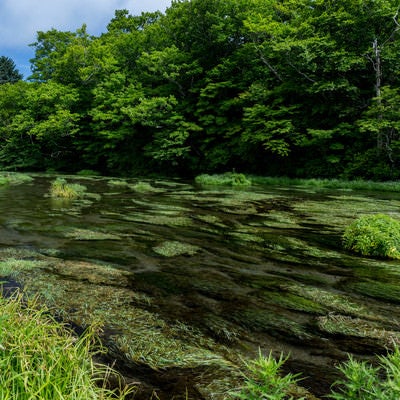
xmin=5 ymin=173 xmax=400 ymax=398
xmin=317 ymin=314 xmax=400 ymax=346
xmin=131 ymin=181 xmax=163 ymax=193
xmin=63 ymin=228 xmax=121 ymax=241
xmin=153 ymin=240 xmax=200 ymax=257
xmin=284 ymin=284 xmax=373 ymax=319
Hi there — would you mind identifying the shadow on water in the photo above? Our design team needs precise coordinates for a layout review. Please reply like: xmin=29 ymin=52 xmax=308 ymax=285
xmin=1 ymin=174 xmax=400 ymax=398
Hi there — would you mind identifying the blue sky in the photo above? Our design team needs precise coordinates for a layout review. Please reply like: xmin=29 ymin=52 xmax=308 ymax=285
xmin=0 ymin=0 xmax=172 ymax=79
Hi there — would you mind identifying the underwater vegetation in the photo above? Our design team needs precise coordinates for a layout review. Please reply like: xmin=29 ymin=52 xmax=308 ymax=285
xmin=152 ymin=240 xmax=200 ymax=257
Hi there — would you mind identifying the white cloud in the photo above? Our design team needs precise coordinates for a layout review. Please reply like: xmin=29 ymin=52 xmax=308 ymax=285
xmin=0 ymin=0 xmax=171 ymax=77
xmin=0 ymin=0 xmax=171 ymax=48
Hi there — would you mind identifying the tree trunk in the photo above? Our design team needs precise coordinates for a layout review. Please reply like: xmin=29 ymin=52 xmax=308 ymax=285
xmin=373 ymin=38 xmax=383 ymax=151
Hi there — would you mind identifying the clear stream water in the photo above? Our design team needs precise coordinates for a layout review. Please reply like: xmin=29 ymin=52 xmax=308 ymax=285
xmin=1 ymin=174 xmax=400 ymax=398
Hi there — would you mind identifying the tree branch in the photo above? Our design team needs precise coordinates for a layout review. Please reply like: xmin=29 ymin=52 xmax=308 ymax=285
xmin=256 ymin=47 xmax=283 ymax=82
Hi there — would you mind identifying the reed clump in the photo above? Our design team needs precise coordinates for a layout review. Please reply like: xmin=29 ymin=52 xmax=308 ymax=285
xmin=0 ymin=293 xmax=134 ymax=399
xmin=50 ymin=177 xmax=87 ymax=199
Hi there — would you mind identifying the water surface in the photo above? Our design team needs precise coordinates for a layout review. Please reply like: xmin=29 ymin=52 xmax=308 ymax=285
xmin=1 ymin=174 xmax=400 ymax=398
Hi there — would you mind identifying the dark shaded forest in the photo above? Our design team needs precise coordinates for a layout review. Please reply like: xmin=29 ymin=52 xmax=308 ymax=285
xmin=1 ymin=0 xmax=400 ymax=179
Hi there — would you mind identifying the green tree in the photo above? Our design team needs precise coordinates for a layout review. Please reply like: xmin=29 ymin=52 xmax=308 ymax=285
xmin=0 ymin=56 xmax=23 ymax=83
xmin=0 ymin=81 xmax=81 ymax=171
xmin=241 ymin=0 xmax=400 ymax=177
xmin=29 ymin=29 xmax=76 ymax=82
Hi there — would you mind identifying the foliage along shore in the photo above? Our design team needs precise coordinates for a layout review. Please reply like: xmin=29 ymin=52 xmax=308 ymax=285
xmin=4 ymin=170 xmax=400 ymax=194
xmin=196 ymin=172 xmax=400 ymax=192
xmin=1 ymin=0 xmax=400 ymax=180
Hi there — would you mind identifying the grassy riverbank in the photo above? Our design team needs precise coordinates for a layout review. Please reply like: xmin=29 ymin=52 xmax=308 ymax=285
xmin=195 ymin=173 xmax=400 ymax=192
xmin=0 ymin=294 xmax=133 ymax=400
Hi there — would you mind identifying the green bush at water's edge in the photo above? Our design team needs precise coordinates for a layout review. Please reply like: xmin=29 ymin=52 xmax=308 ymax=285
xmin=343 ymin=214 xmax=400 ymax=259
xmin=195 ymin=172 xmax=252 ymax=186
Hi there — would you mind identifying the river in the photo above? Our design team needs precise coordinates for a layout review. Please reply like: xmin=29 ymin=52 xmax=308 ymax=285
xmin=1 ymin=174 xmax=400 ymax=398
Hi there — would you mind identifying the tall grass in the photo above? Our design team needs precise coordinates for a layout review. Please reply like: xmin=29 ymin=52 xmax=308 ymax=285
xmin=233 ymin=347 xmax=400 ymax=400
xmin=195 ymin=173 xmax=400 ymax=191
xmin=233 ymin=351 xmax=304 ymax=400
xmin=330 ymin=347 xmax=400 ymax=400
xmin=251 ymin=176 xmax=400 ymax=192
xmin=0 ymin=294 xmax=134 ymax=400
xmin=50 ymin=178 xmax=87 ymax=199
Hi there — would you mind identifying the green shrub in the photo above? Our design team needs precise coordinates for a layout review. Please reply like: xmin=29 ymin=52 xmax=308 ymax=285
xmin=50 ymin=177 xmax=87 ymax=199
xmin=76 ymin=169 xmax=99 ymax=176
xmin=195 ymin=172 xmax=252 ymax=186
xmin=0 ymin=173 xmax=33 ymax=186
xmin=342 ymin=213 xmax=400 ymax=259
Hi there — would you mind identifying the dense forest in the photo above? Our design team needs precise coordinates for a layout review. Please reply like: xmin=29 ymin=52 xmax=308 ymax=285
xmin=1 ymin=0 xmax=400 ymax=179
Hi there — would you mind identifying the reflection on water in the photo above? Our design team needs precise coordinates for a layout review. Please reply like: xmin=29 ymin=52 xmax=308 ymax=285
xmin=1 ymin=174 xmax=400 ymax=398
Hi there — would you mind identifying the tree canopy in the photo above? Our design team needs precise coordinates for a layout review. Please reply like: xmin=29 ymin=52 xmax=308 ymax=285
xmin=1 ymin=0 xmax=400 ymax=179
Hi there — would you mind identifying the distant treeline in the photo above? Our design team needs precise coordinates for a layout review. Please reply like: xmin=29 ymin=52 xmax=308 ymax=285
xmin=1 ymin=0 xmax=400 ymax=179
